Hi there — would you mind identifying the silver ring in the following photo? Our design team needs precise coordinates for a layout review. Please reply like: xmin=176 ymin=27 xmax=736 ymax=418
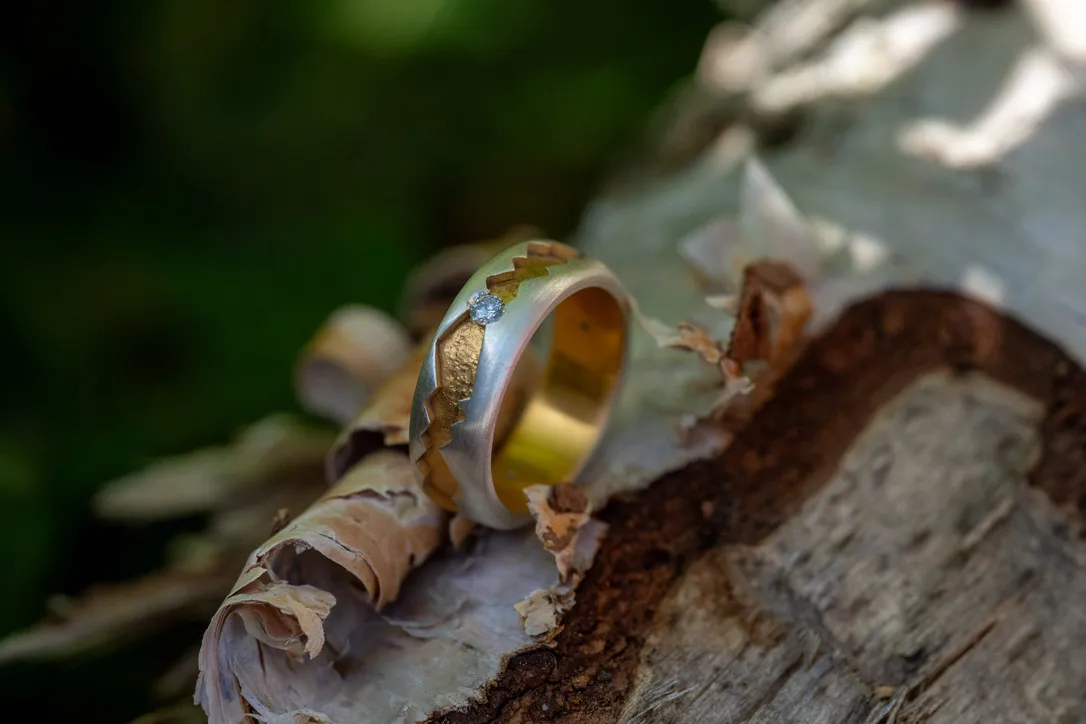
xmin=408 ymin=240 xmax=629 ymax=529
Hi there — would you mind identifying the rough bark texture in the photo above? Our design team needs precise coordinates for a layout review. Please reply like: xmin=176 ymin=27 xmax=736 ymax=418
xmin=432 ymin=291 xmax=1086 ymax=723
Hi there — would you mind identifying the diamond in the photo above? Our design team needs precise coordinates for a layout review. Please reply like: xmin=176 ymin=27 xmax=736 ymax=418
xmin=467 ymin=291 xmax=504 ymax=325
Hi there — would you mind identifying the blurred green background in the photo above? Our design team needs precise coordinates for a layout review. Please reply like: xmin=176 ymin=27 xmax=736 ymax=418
xmin=0 ymin=0 xmax=719 ymax=719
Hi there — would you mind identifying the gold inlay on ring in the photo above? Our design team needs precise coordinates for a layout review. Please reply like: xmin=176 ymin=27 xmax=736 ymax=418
xmin=415 ymin=241 xmax=624 ymax=513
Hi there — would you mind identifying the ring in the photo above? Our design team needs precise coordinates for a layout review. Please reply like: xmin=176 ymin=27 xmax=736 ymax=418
xmin=408 ymin=240 xmax=629 ymax=529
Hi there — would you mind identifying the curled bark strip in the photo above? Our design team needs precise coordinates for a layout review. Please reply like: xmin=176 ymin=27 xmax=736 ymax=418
xmin=295 ymin=306 xmax=413 ymax=426
xmin=95 ymin=416 xmax=333 ymax=522
xmin=328 ymin=339 xmax=431 ymax=483
xmin=196 ymin=451 xmax=446 ymax=723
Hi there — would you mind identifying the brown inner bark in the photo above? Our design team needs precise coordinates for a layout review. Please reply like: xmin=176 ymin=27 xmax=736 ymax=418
xmin=430 ymin=289 xmax=1086 ymax=723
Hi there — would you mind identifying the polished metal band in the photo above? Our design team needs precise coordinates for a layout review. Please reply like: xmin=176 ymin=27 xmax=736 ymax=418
xmin=408 ymin=240 xmax=629 ymax=529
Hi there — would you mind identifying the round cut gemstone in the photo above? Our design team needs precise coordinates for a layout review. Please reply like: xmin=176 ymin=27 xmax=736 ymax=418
xmin=467 ymin=290 xmax=504 ymax=325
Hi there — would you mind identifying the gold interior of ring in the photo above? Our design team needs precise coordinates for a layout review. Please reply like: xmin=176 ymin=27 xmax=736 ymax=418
xmin=491 ymin=286 xmax=626 ymax=512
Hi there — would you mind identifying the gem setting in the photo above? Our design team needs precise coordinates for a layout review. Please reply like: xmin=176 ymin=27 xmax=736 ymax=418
xmin=467 ymin=290 xmax=504 ymax=325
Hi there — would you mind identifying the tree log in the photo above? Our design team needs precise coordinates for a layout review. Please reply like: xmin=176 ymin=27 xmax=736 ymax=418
xmin=435 ymin=291 xmax=1086 ymax=723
